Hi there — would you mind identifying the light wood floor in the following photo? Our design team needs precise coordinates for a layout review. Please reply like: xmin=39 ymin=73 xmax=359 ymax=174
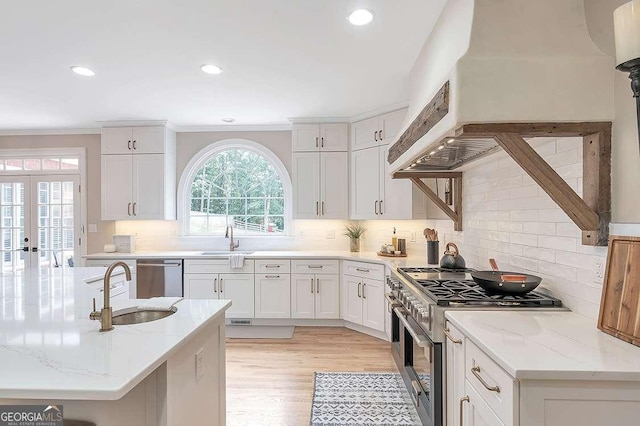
xmin=226 ymin=326 xmax=397 ymax=426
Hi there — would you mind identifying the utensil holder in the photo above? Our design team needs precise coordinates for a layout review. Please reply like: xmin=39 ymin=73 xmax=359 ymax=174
xmin=398 ymin=239 xmax=407 ymax=255
xmin=427 ymin=241 xmax=439 ymax=265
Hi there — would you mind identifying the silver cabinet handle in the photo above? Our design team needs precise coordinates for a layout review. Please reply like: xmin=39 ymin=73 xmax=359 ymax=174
xmin=471 ymin=366 xmax=500 ymax=393
xmin=316 ymin=201 xmax=319 ymax=216
xmin=379 ymin=129 xmax=383 ymax=139
xmin=316 ymin=278 xmax=319 ymax=294
xmin=394 ymin=307 xmax=431 ymax=348
xmin=374 ymin=200 xmax=378 ymax=215
xmin=307 ymin=265 xmax=323 ymax=269
xmin=132 ymin=202 xmax=137 ymax=216
xmin=315 ymin=137 xmax=319 ymax=148
xmin=127 ymin=202 xmax=132 ymax=216
xmin=374 ymin=130 xmax=378 ymax=141
xmin=356 ymin=268 xmax=370 ymax=273
xmin=357 ymin=282 xmax=361 ymax=298
xmin=460 ymin=396 xmax=469 ymax=426
xmin=379 ymin=200 xmax=383 ymax=215
xmin=128 ymin=140 xmax=132 ymax=150
xmin=138 ymin=263 xmax=181 ymax=267
xmin=443 ymin=327 xmax=462 ymax=345
xmin=265 ymin=275 xmax=280 ymax=278
xmin=410 ymin=380 xmax=422 ymax=407
xmin=214 ymin=278 xmax=218 ymax=293
xmin=321 ymin=201 xmax=325 ymax=216
xmin=363 ymin=283 xmax=367 ymax=299
xmin=310 ymin=278 xmax=314 ymax=294
xmin=219 ymin=278 xmax=223 ymax=293
xmin=321 ymin=137 xmax=324 ymax=148
xmin=133 ymin=140 xmax=137 ymax=150
xmin=264 ymin=265 xmax=280 ymax=269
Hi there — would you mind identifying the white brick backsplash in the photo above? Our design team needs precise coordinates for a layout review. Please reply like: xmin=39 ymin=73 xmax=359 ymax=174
xmin=510 ymin=210 xmax=538 ymax=221
xmin=556 ymin=222 xmax=581 ymax=238
xmin=538 ymin=235 xmax=577 ymax=252
xmin=525 ymin=247 xmax=556 ymax=263
xmin=555 ymin=163 xmax=582 ymax=180
xmin=533 ymin=140 xmax=557 ymax=156
xmin=545 ymin=149 xmax=579 ymax=167
xmin=509 ymin=232 xmax=538 ymax=247
xmin=538 ymin=261 xmax=577 ymax=282
xmin=556 ymin=137 xmax=583 ymax=153
xmin=555 ymin=252 xmax=595 ymax=271
xmin=509 ymin=255 xmax=538 ymax=272
xmin=522 ymin=222 xmax=556 ymax=236
xmin=538 ymin=209 xmax=572 ymax=223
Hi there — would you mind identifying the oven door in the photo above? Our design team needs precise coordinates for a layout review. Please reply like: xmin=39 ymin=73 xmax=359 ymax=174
xmin=393 ymin=306 xmax=442 ymax=426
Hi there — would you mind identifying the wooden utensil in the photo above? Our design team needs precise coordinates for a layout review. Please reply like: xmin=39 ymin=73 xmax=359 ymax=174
xmin=598 ymin=236 xmax=640 ymax=347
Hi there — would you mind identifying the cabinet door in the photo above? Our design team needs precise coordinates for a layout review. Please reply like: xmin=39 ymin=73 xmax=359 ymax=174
xmin=379 ymin=145 xmax=425 ymax=219
xmin=132 ymin=126 xmax=165 ymax=154
xmin=255 ymin=274 xmax=291 ymax=319
xmin=341 ymin=275 xmax=363 ymax=324
xmin=350 ymin=147 xmax=380 ymax=220
xmin=291 ymin=274 xmax=315 ymax=319
xmin=292 ymin=124 xmax=320 ymax=152
xmin=319 ymin=123 xmax=348 ymax=152
xmin=320 ymin=152 xmax=348 ymax=219
xmin=292 ymin=153 xmax=320 ymax=219
xmin=446 ymin=322 xmax=466 ymax=426
xmin=101 ymin=155 xmax=133 ymax=220
xmin=102 ymin=127 xmax=134 ymax=155
xmin=463 ymin=381 xmax=506 ymax=426
xmin=219 ymin=273 xmax=255 ymax=318
xmin=379 ymin=109 xmax=407 ymax=143
xmin=132 ymin=154 xmax=167 ymax=219
xmin=361 ymin=278 xmax=384 ymax=332
xmin=184 ymin=274 xmax=218 ymax=299
xmin=351 ymin=116 xmax=380 ymax=151
xmin=315 ymin=274 xmax=340 ymax=319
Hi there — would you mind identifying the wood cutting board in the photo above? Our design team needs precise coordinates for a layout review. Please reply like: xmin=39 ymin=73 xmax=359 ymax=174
xmin=598 ymin=235 xmax=640 ymax=347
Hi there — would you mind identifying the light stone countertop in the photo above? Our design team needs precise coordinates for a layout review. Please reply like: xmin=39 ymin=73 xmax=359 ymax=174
xmin=0 ymin=267 xmax=230 ymax=400
xmin=445 ymin=311 xmax=640 ymax=381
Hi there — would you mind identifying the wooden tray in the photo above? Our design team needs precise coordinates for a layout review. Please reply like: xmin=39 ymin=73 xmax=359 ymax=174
xmin=377 ymin=251 xmax=407 ymax=258
xmin=598 ymin=235 xmax=640 ymax=347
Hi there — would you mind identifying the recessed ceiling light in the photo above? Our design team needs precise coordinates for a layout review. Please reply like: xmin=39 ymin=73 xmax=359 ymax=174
xmin=348 ymin=9 xmax=374 ymax=26
xmin=70 ymin=66 xmax=95 ymax=77
xmin=201 ymin=64 xmax=223 ymax=75
xmin=221 ymin=117 xmax=235 ymax=123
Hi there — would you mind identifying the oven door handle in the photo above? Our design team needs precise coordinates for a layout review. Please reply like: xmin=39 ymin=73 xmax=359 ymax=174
xmin=393 ymin=307 xmax=431 ymax=348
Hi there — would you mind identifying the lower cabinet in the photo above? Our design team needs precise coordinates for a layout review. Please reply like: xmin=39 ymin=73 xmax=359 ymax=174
xmin=84 ymin=258 xmax=137 ymax=298
xmin=255 ymin=274 xmax=291 ymax=318
xmin=341 ymin=275 xmax=385 ymax=332
xmin=291 ymin=273 xmax=340 ymax=319
xmin=463 ymin=380 xmax=506 ymax=426
xmin=184 ymin=273 xmax=255 ymax=319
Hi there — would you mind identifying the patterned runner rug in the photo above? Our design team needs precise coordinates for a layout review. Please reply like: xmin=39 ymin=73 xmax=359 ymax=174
xmin=310 ymin=372 xmax=422 ymax=426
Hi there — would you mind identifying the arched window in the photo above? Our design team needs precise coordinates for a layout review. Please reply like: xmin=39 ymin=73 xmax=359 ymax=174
xmin=178 ymin=140 xmax=291 ymax=236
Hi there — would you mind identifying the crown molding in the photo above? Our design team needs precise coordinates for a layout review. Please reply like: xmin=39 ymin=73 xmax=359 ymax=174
xmin=348 ymin=101 xmax=409 ymax=123
xmin=287 ymin=117 xmax=350 ymax=124
xmin=175 ymin=124 xmax=292 ymax=132
xmin=0 ymin=128 xmax=100 ymax=136
xmin=96 ymin=119 xmax=177 ymax=130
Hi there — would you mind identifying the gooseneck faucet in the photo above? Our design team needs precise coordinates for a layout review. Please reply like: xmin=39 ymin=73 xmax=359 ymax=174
xmin=225 ymin=225 xmax=240 ymax=251
xmin=90 ymin=261 xmax=132 ymax=332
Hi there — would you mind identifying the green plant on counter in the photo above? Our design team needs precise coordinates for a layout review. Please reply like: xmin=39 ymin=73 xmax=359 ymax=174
xmin=343 ymin=223 xmax=366 ymax=239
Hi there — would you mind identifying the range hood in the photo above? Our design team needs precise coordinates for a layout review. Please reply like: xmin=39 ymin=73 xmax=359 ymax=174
xmin=388 ymin=0 xmax=614 ymax=172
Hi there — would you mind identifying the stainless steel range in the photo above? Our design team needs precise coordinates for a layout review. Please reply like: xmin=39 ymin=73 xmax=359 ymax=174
xmin=385 ymin=267 xmax=565 ymax=426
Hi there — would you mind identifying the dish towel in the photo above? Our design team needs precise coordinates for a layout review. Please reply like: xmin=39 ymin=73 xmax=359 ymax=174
xmin=229 ymin=253 xmax=246 ymax=269
xmin=137 ymin=297 xmax=183 ymax=311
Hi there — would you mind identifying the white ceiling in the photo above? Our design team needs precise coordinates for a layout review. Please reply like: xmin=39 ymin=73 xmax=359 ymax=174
xmin=0 ymin=0 xmax=446 ymax=130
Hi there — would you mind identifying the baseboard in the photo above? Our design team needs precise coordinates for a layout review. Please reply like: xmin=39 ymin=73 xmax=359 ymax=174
xmin=344 ymin=321 xmax=390 ymax=342
xmin=226 ymin=325 xmax=295 ymax=339
xmin=224 ymin=318 xmax=387 ymax=340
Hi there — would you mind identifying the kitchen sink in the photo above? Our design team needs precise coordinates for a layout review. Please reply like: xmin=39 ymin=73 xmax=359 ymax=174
xmin=198 ymin=251 xmax=254 ymax=256
xmin=112 ymin=306 xmax=177 ymax=325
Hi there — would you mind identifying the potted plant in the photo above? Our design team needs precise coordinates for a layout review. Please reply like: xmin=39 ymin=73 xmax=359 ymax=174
xmin=344 ymin=223 xmax=366 ymax=252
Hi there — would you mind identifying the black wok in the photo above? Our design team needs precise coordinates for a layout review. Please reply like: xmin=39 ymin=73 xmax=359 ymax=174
xmin=471 ymin=259 xmax=542 ymax=295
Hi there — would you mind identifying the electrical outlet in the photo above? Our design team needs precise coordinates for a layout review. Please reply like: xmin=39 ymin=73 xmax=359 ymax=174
xmin=410 ymin=231 xmax=416 ymax=243
xmin=594 ymin=258 xmax=604 ymax=281
xmin=195 ymin=348 xmax=205 ymax=381
xmin=326 ymin=230 xmax=335 ymax=239
xmin=88 ymin=224 xmax=97 ymax=233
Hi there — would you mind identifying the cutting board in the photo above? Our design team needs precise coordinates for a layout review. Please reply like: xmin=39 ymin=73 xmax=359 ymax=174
xmin=598 ymin=235 xmax=640 ymax=347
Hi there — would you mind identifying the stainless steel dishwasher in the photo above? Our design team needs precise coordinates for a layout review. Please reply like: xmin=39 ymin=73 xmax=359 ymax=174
xmin=136 ymin=259 xmax=183 ymax=298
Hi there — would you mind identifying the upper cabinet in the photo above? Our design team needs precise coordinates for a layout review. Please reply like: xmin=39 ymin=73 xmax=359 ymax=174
xmin=100 ymin=126 xmax=176 ymax=221
xmin=292 ymin=123 xmax=348 ymax=152
xmin=351 ymin=109 xmax=406 ymax=151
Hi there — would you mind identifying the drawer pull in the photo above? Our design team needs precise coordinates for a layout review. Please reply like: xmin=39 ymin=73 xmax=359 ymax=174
xmin=459 ymin=395 xmax=469 ymax=426
xmin=307 ymin=265 xmax=323 ymax=269
xmin=214 ymin=278 xmax=217 ymax=293
xmin=311 ymin=278 xmax=314 ymax=294
xmin=265 ymin=275 xmax=280 ymax=278
xmin=264 ymin=265 xmax=281 ymax=269
xmin=443 ymin=327 xmax=462 ymax=345
xmin=357 ymin=282 xmax=361 ymax=298
xmin=471 ymin=366 xmax=500 ymax=393
xmin=355 ymin=268 xmax=370 ymax=273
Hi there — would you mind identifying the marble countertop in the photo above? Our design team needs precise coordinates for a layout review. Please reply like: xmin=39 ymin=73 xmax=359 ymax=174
xmin=84 ymin=250 xmax=428 ymax=269
xmin=445 ymin=311 xmax=640 ymax=381
xmin=0 ymin=267 xmax=230 ymax=400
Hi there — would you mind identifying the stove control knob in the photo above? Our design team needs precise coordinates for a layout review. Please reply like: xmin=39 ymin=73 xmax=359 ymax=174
xmin=417 ymin=308 xmax=430 ymax=323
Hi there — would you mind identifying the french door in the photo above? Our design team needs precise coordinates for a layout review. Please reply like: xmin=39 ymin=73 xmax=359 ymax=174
xmin=0 ymin=175 xmax=80 ymax=273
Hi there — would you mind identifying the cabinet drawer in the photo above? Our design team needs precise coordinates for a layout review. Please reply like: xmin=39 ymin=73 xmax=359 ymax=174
xmin=465 ymin=339 xmax=517 ymax=424
xmin=291 ymin=259 xmax=339 ymax=274
xmin=342 ymin=260 xmax=384 ymax=281
xmin=255 ymin=259 xmax=291 ymax=273
xmin=184 ymin=259 xmax=255 ymax=274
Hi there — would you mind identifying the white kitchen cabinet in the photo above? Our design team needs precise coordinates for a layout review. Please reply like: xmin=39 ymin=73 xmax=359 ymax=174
xmin=350 ymin=144 xmax=426 ymax=220
xmin=85 ymin=272 xmax=129 ymax=310
xmin=255 ymin=273 xmax=291 ymax=318
xmin=291 ymin=273 xmax=340 ymax=319
xmin=101 ymin=125 xmax=176 ymax=221
xmin=292 ymin=123 xmax=348 ymax=152
xmin=84 ymin=258 xmax=137 ymax=298
xmin=184 ymin=273 xmax=255 ymax=319
xmin=445 ymin=321 xmax=466 ymax=426
xmin=462 ymin=380 xmax=506 ymax=426
xmin=292 ymin=152 xmax=348 ymax=219
xmin=341 ymin=261 xmax=385 ymax=332
xmin=101 ymin=126 xmax=167 ymax=155
xmin=350 ymin=109 xmax=406 ymax=151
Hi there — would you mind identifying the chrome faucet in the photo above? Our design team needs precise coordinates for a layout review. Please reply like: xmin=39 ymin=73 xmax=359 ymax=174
xmin=225 ymin=225 xmax=240 ymax=251
xmin=90 ymin=261 xmax=132 ymax=332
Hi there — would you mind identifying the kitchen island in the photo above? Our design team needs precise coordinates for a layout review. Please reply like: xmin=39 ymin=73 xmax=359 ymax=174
xmin=0 ymin=267 xmax=230 ymax=426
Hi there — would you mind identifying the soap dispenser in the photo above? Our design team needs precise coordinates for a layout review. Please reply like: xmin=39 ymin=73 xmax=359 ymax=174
xmin=392 ymin=227 xmax=398 ymax=251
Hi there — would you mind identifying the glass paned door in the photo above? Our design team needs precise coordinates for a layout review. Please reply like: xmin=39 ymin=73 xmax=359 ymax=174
xmin=0 ymin=175 xmax=80 ymax=273
xmin=0 ymin=177 xmax=29 ymax=273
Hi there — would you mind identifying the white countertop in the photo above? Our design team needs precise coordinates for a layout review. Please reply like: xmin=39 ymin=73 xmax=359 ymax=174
xmin=0 ymin=267 xmax=230 ymax=400
xmin=445 ymin=311 xmax=640 ymax=381
xmin=84 ymin=250 xmax=428 ymax=269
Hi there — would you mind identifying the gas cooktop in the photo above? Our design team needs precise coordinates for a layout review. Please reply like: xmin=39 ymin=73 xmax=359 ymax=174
xmin=396 ymin=267 xmax=562 ymax=307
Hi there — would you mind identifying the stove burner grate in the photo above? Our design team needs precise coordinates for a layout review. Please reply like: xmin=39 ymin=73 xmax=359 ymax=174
xmin=399 ymin=267 xmax=475 ymax=274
